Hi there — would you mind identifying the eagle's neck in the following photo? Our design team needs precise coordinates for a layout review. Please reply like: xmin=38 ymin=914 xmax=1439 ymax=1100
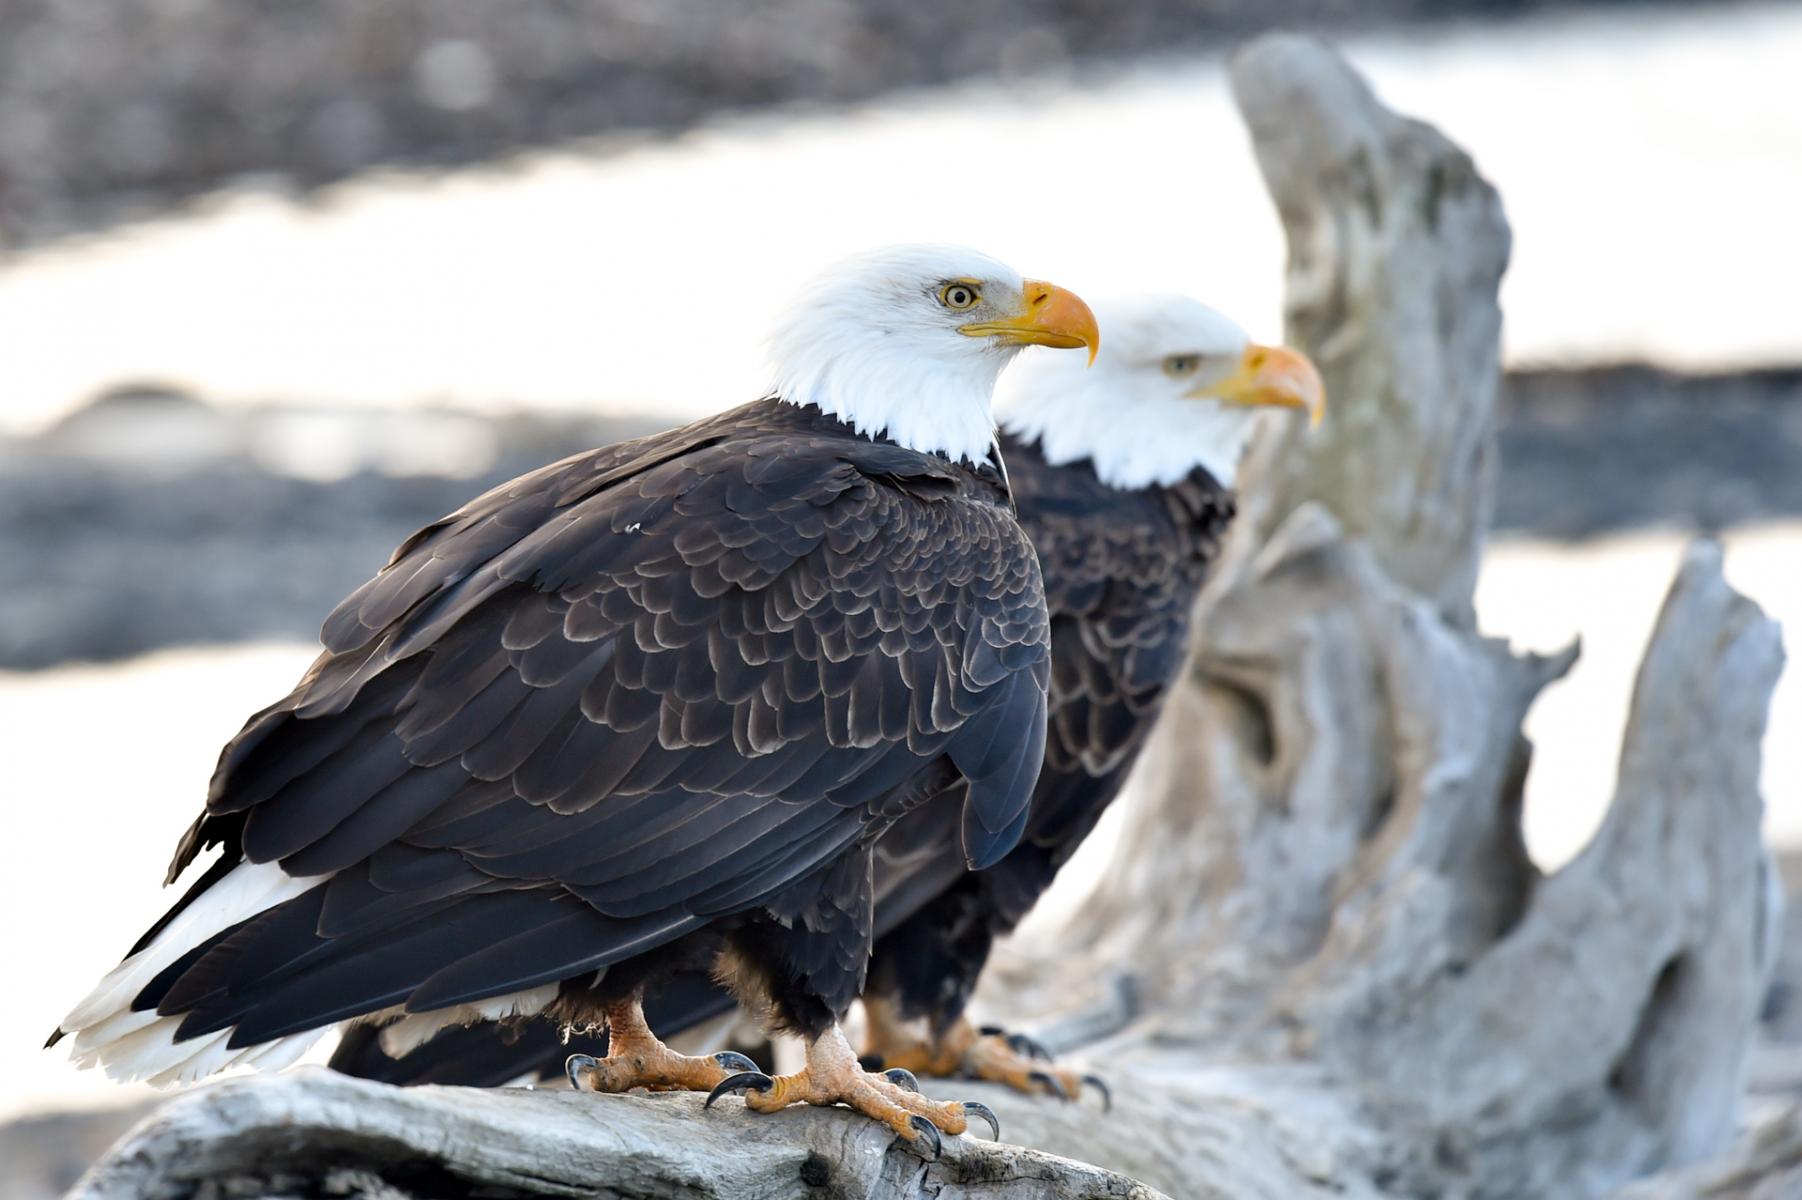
xmin=998 ymin=385 xmax=1254 ymax=491
xmin=769 ymin=336 xmax=1008 ymax=468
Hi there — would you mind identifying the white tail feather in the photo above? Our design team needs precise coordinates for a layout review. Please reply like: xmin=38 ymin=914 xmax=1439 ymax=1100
xmin=237 ymin=1029 xmax=322 ymax=1073
xmin=67 ymin=1005 xmax=161 ymax=1054
xmin=59 ymin=861 xmax=324 ymax=1084
xmin=376 ymin=984 xmax=560 ymax=1059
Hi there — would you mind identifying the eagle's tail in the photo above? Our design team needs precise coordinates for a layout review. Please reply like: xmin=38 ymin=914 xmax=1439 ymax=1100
xmin=53 ymin=860 xmax=693 ymax=1087
xmin=53 ymin=862 xmax=325 ymax=1085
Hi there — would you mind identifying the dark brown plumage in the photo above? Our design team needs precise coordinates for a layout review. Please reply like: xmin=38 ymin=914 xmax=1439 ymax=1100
xmin=329 ymin=426 xmax=1233 ymax=1088
xmin=56 ymin=396 xmax=1051 ymax=1077
xmin=863 ymin=429 xmax=1231 ymax=1031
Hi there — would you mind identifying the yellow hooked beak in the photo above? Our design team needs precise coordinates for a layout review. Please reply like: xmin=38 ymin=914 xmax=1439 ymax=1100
xmin=959 ymin=279 xmax=1101 ymax=365
xmin=1195 ymin=343 xmax=1326 ymax=427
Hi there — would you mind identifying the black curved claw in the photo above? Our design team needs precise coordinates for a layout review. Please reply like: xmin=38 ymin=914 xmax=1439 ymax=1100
xmin=905 ymin=1114 xmax=943 ymax=1161
xmin=703 ymin=1070 xmax=774 ymax=1109
xmin=1028 ymin=1069 xmax=1073 ymax=1100
xmin=1082 ymin=1074 xmax=1113 ymax=1113
xmin=884 ymin=1067 xmax=921 ymax=1093
xmin=978 ymin=1023 xmax=1006 ymax=1038
xmin=857 ymin=1053 xmax=887 ymax=1072
xmin=564 ymin=1053 xmax=600 ymax=1092
xmin=712 ymin=1050 xmax=761 ymax=1074
xmin=961 ymin=1100 xmax=1000 ymax=1141
xmin=1006 ymin=1032 xmax=1054 ymax=1061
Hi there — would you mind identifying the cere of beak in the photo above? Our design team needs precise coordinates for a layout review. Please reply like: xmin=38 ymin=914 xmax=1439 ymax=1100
xmin=959 ymin=279 xmax=1100 ymax=365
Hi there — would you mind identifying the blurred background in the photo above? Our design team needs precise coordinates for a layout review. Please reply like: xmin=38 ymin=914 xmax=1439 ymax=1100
xmin=3 ymin=1 xmax=1799 ymax=1193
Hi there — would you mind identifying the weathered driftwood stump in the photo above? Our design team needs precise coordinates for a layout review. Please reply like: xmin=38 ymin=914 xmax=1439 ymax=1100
xmin=71 ymin=33 xmax=1787 ymax=1200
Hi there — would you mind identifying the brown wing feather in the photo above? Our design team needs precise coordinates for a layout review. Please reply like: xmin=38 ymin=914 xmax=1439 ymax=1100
xmin=131 ymin=399 xmax=1047 ymax=1047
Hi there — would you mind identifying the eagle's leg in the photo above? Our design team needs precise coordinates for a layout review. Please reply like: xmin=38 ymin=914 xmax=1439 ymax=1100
xmin=860 ymin=993 xmax=965 ymax=1075
xmin=565 ymin=997 xmax=760 ymax=1094
xmin=707 ymin=1024 xmax=998 ymax=1152
xmin=863 ymin=997 xmax=1106 ymax=1108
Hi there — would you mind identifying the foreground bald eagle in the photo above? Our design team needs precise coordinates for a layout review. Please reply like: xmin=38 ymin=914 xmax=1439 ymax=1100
xmin=328 ymin=296 xmax=1323 ymax=1100
xmin=51 ymin=244 xmax=1100 ymax=1148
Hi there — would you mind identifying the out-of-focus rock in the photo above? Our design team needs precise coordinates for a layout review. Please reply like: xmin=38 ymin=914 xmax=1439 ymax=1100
xmin=0 ymin=0 xmax=1603 ymax=245
xmin=1498 ymin=365 xmax=1802 ymax=538
xmin=42 ymin=384 xmax=236 ymax=469
xmin=0 ymin=396 xmax=667 ymax=670
xmin=0 ymin=1102 xmax=155 ymax=1200
xmin=2 ymin=359 xmax=1800 ymax=673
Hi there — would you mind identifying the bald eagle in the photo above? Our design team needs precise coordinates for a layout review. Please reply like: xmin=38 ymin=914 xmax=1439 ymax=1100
xmin=861 ymin=296 xmax=1323 ymax=1097
xmin=327 ymin=297 xmax=1324 ymax=1101
xmin=50 ymin=244 xmax=1100 ymax=1149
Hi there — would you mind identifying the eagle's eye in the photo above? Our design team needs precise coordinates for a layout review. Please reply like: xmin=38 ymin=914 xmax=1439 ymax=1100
xmin=939 ymin=282 xmax=981 ymax=311
xmin=1162 ymin=354 xmax=1201 ymax=379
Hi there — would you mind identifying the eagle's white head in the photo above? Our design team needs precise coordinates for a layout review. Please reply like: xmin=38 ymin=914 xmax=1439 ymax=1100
xmin=767 ymin=244 xmax=1099 ymax=465
xmin=997 ymin=294 xmax=1325 ymax=490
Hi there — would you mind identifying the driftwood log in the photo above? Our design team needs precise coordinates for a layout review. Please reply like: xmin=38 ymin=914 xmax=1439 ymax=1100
xmin=70 ymin=33 xmax=1789 ymax=1200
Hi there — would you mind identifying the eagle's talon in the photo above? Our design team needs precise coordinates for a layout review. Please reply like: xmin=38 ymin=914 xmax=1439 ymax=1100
xmin=962 ymin=1100 xmax=1000 ymax=1140
xmin=862 ymin=1010 xmax=1096 ymax=1106
xmin=565 ymin=1053 xmax=600 ymax=1091
xmin=699 ymin=1066 xmax=771 ymax=1102
xmin=704 ymin=1070 xmax=775 ymax=1109
xmin=1007 ymin=1032 xmax=1053 ymax=1061
xmin=858 ymin=1053 xmax=887 ymax=1072
xmin=884 ymin=1067 xmax=920 ymax=1092
xmin=905 ymin=1114 xmax=943 ymax=1160
xmin=735 ymin=1027 xmax=972 ymax=1147
xmin=980 ymin=1023 xmax=1050 ymax=1061
xmin=713 ymin=1050 xmax=761 ymax=1074
xmin=564 ymin=1001 xmax=749 ymax=1096
xmin=1082 ymin=1074 xmax=1113 ymax=1113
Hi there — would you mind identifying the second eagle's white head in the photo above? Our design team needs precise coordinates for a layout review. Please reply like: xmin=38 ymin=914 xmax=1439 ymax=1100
xmin=998 ymin=294 xmax=1325 ymax=490
xmin=767 ymin=244 xmax=1099 ymax=465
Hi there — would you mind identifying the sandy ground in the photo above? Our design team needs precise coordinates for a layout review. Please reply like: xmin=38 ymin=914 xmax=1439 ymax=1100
xmin=2 ymin=3 xmax=1800 ymax=438
xmin=3 ymin=521 xmax=1795 ymax=1124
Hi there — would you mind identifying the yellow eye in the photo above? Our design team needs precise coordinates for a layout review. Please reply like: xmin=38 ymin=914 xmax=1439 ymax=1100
xmin=939 ymin=282 xmax=981 ymax=311
xmin=1162 ymin=354 xmax=1201 ymax=379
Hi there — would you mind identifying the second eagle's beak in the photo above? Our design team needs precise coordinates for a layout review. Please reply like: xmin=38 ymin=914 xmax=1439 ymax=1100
xmin=1196 ymin=343 xmax=1327 ymax=427
xmin=960 ymin=280 xmax=1100 ymax=365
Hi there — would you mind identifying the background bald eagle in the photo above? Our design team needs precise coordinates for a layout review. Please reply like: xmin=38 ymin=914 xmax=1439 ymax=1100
xmin=329 ymin=296 xmax=1323 ymax=1100
xmin=50 ymin=244 xmax=1099 ymax=1149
